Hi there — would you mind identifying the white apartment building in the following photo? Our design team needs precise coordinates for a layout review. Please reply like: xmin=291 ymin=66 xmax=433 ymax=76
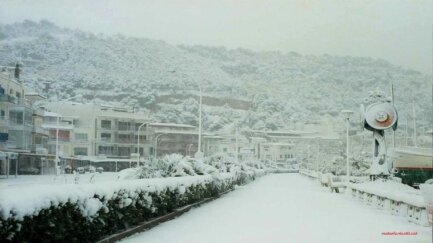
xmin=43 ymin=102 xmax=148 ymax=158
xmin=43 ymin=102 xmax=222 ymax=160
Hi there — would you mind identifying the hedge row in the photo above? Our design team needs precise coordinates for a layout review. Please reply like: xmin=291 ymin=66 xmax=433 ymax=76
xmin=0 ymin=171 xmax=265 ymax=242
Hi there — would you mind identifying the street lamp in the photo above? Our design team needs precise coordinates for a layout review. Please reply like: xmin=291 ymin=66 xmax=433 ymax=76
xmin=341 ymin=109 xmax=354 ymax=182
xmin=195 ymin=87 xmax=204 ymax=158
xmin=235 ymin=120 xmax=239 ymax=163
xmin=316 ymin=136 xmax=321 ymax=173
xmin=154 ymin=133 xmax=165 ymax=158
xmin=55 ymin=114 xmax=60 ymax=175
xmin=186 ymin=144 xmax=194 ymax=157
xmin=136 ymin=123 xmax=147 ymax=166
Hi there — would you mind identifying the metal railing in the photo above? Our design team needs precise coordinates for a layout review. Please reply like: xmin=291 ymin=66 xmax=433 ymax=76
xmin=32 ymin=126 xmax=49 ymax=136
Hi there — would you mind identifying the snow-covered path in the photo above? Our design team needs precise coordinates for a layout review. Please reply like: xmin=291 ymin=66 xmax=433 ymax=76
xmin=122 ymin=174 xmax=431 ymax=243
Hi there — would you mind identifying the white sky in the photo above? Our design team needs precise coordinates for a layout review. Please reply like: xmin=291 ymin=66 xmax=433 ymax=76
xmin=0 ymin=0 xmax=431 ymax=74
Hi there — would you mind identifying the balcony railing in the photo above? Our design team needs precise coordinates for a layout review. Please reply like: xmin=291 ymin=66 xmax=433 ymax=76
xmin=0 ymin=96 xmax=32 ymax=107
xmin=98 ymin=126 xmax=146 ymax=132
xmin=0 ymin=94 xmax=16 ymax=103
xmin=49 ymin=137 xmax=70 ymax=142
xmin=0 ymin=116 xmax=8 ymax=126
xmin=32 ymin=126 xmax=49 ymax=136
xmin=116 ymin=139 xmax=135 ymax=144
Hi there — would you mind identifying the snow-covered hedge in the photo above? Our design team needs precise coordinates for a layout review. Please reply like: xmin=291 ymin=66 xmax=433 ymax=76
xmin=0 ymin=156 xmax=268 ymax=242
xmin=118 ymin=154 xmax=269 ymax=180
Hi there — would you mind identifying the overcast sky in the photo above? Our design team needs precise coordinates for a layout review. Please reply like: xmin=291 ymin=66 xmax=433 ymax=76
xmin=0 ymin=0 xmax=431 ymax=74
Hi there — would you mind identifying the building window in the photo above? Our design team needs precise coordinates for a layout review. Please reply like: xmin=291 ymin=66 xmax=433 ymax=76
xmin=9 ymin=110 xmax=23 ymax=124
xmin=98 ymin=146 xmax=113 ymax=155
xmin=135 ymin=123 xmax=146 ymax=130
xmin=101 ymin=120 xmax=111 ymax=129
xmin=74 ymin=147 xmax=88 ymax=156
xmin=118 ymin=147 xmax=130 ymax=156
xmin=34 ymin=136 xmax=42 ymax=145
xmin=49 ymin=130 xmax=70 ymax=142
xmin=101 ymin=133 xmax=111 ymax=141
xmin=118 ymin=121 xmax=130 ymax=131
xmin=75 ymin=133 xmax=88 ymax=141
xmin=118 ymin=134 xmax=131 ymax=143
xmin=134 ymin=135 xmax=146 ymax=141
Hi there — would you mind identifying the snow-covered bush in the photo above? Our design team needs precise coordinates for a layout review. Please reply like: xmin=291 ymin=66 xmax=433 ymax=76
xmin=0 ymin=173 xmax=257 ymax=242
xmin=121 ymin=154 xmax=270 ymax=180
xmin=0 ymin=154 xmax=271 ymax=242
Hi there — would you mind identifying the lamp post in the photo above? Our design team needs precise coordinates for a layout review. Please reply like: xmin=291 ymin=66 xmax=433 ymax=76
xmin=154 ymin=133 xmax=165 ymax=158
xmin=186 ymin=144 xmax=194 ymax=157
xmin=235 ymin=120 xmax=239 ymax=163
xmin=195 ymin=87 xmax=204 ymax=158
xmin=316 ymin=137 xmax=321 ymax=173
xmin=341 ymin=109 xmax=354 ymax=182
xmin=136 ymin=123 xmax=146 ymax=167
xmin=55 ymin=115 xmax=60 ymax=175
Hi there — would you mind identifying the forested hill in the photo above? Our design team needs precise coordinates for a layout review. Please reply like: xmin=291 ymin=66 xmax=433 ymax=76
xmin=0 ymin=20 xmax=431 ymax=132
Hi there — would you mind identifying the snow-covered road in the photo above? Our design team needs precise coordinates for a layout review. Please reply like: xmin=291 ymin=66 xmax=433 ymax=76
xmin=122 ymin=174 xmax=431 ymax=243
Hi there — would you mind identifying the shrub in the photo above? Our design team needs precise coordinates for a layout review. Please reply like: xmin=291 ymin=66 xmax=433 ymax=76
xmin=0 ymin=171 xmax=265 ymax=242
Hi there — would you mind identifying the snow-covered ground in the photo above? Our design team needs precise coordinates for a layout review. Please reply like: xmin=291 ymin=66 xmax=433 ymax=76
xmin=0 ymin=172 xmax=119 ymax=188
xmin=122 ymin=174 xmax=431 ymax=243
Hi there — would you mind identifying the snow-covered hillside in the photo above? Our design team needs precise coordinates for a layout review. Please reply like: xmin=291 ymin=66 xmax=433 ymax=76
xmin=0 ymin=20 xmax=431 ymax=132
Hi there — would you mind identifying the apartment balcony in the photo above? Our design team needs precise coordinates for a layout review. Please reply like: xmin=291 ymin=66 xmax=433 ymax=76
xmin=8 ymin=122 xmax=32 ymax=131
xmin=33 ymin=109 xmax=45 ymax=117
xmin=0 ymin=116 xmax=8 ymax=127
xmin=48 ymin=137 xmax=71 ymax=142
xmin=117 ymin=129 xmax=135 ymax=134
xmin=32 ymin=126 xmax=49 ymax=136
xmin=96 ymin=139 xmax=115 ymax=145
xmin=72 ymin=139 xmax=90 ymax=144
xmin=31 ymin=144 xmax=48 ymax=154
xmin=99 ymin=126 xmax=115 ymax=131
xmin=0 ymin=94 xmax=16 ymax=104
xmin=115 ymin=139 xmax=136 ymax=144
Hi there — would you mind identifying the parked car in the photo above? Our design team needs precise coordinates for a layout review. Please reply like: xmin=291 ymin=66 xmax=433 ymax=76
xmin=64 ymin=165 xmax=73 ymax=174
xmin=86 ymin=165 xmax=96 ymax=173
xmin=96 ymin=167 xmax=104 ymax=173
xmin=77 ymin=167 xmax=85 ymax=174
xmin=18 ymin=166 xmax=40 ymax=175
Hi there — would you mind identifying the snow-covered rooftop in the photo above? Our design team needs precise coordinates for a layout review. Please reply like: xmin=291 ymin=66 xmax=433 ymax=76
xmin=43 ymin=111 xmax=61 ymax=117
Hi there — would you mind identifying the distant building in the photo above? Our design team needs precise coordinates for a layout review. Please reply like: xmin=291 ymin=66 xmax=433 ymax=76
xmin=243 ymin=129 xmax=342 ymax=164
xmin=0 ymin=69 xmax=48 ymax=153
xmin=43 ymin=102 xmax=148 ymax=158
xmin=43 ymin=102 xmax=222 ymax=160
xmin=0 ymin=67 xmax=52 ymax=176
